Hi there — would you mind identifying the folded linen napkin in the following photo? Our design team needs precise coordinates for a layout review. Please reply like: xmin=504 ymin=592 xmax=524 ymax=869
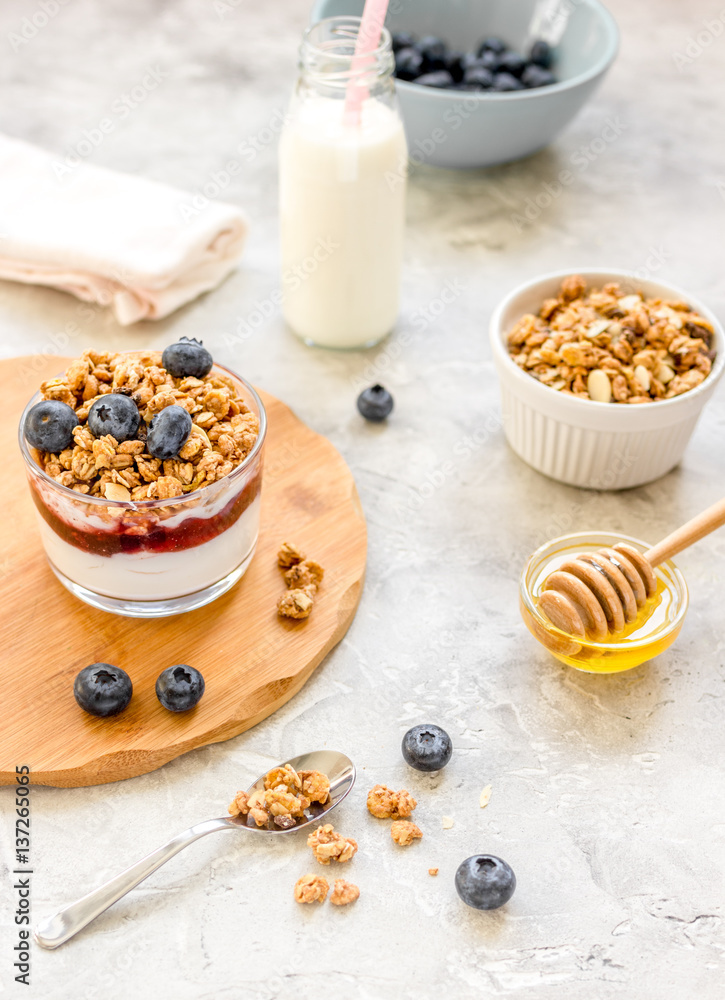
xmin=0 ymin=134 xmax=247 ymax=325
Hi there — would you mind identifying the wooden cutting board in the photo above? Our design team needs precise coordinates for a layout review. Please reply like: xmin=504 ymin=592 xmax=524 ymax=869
xmin=0 ymin=356 xmax=366 ymax=788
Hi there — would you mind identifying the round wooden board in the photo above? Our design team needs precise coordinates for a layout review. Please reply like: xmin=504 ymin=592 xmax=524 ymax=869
xmin=0 ymin=356 xmax=366 ymax=788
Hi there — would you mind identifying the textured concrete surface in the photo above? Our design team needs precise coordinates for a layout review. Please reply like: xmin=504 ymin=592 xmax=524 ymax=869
xmin=1 ymin=0 xmax=725 ymax=997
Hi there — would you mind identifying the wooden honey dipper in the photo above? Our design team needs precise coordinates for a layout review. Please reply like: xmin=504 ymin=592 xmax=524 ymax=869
xmin=539 ymin=497 xmax=725 ymax=642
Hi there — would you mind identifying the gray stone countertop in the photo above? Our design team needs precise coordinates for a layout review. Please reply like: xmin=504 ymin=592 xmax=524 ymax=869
xmin=1 ymin=0 xmax=724 ymax=997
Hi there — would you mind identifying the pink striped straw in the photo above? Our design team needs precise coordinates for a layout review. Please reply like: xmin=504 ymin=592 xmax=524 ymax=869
xmin=343 ymin=0 xmax=390 ymax=127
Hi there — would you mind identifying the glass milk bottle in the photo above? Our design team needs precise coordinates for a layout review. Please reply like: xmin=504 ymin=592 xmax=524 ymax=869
xmin=279 ymin=16 xmax=407 ymax=349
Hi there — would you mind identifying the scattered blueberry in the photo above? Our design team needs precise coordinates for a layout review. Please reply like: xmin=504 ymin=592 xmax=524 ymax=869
xmin=415 ymin=70 xmax=455 ymax=88
xmin=391 ymin=30 xmax=416 ymax=53
xmin=161 ymin=337 xmax=213 ymax=379
xmin=496 ymin=51 xmax=527 ymax=77
xmin=74 ymin=663 xmax=133 ymax=718
xmin=87 ymin=393 xmax=140 ymax=442
xmin=156 ymin=664 xmax=205 ymax=712
xmin=455 ymin=855 xmax=516 ymax=910
xmin=24 ymin=400 xmax=78 ymax=453
xmin=146 ymin=405 xmax=193 ymax=461
xmin=395 ymin=46 xmax=424 ymax=81
xmin=463 ymin=66 xmax=494 ymax=89
xmin=402 ymin=724 xmax=452 ymax=772
xmin=357 ymin=384 xmax=394 ymax=422
xmin=529 ymin=39 xmax=554 ymax=68
xmin=492 ymin=72 xmax=525 ymax=91
xmin=478 ymin=36 xmax=507 ymax=56
xmin=522 ymin=64 xmax=557 ymax=88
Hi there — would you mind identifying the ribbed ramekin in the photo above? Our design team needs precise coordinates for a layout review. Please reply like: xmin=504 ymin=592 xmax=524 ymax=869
xmin=489 ymin=269 xmax=725 ymax=490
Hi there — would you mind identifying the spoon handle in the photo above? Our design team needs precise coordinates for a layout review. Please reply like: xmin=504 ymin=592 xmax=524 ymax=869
xmin=34 ymin=817 xmax=234 ymax=949
xmin=645 ymin=496 xmax=725 ymax=567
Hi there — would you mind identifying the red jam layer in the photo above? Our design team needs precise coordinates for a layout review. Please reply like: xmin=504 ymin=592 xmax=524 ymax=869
xmin=31 ymin=472 xmax=262 ymax=557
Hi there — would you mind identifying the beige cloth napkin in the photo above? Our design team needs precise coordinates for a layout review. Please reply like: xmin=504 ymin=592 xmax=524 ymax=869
xmin=0 ymin=134 xmax=247 ymax=325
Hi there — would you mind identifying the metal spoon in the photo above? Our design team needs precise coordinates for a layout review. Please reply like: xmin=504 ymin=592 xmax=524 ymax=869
xmin=34 ymin=749 xmax=355 ymax=950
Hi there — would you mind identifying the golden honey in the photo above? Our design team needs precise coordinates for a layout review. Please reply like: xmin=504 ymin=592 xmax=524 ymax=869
xmin=519 ymin=532 xmax=688 ymax=673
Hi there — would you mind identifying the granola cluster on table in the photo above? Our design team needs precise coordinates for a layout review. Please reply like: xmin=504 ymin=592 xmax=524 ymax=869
xmin=296 ymin=823 xmax=359 ymax=906
xmin=35 ymin=350 xmax=259 ymax=500
xmin=276 ymin=541 xmax=324 ymax=619
xmin=367 ymin=784 xmax=422 ymax=846
xmin=293 ymin=874 xmax=360 ymax=906
xmin=507 ymin=275 xmax=716 ymax=404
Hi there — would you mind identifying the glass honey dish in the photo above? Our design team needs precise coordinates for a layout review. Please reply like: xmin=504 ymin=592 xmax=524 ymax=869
xmin=519 ymin=531 xmax=688 ymax=674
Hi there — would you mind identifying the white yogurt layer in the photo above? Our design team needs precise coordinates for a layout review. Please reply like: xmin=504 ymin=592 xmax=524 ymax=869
xmin=36 ymin=495 xmax=261 ymax=601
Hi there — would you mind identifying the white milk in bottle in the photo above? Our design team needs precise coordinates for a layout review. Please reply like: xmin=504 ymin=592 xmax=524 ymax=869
xmin=279 ymin=17 xmax=407 ymax=349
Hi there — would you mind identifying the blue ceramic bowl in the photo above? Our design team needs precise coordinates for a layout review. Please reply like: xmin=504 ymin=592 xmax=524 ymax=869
xmin=309 ymin=0 xmax=619 ymax=168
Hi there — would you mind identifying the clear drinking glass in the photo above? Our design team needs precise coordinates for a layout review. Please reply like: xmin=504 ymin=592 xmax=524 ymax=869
xmin=19 ymin=363 xmax=266 ymax=618
xmin=279 ymin=16 xmax=408 ymax=349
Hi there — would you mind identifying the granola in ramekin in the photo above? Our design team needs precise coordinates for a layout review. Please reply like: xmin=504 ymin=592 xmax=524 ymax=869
xmin=507 ymin=275 xmax=716 ymax=404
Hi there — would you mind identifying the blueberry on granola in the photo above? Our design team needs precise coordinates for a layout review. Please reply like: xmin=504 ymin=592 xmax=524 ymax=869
xmin=455 ymin=855 xmax=516 ymax=910
xmin=25 ymin=399 xmax=78 ymax=453
xmin=74 ymin=663 xmax=133 ymax=717
xmin=402 ymin=724 xmax=452 ymax=771
xmin=156 ymin=664 xmax=205 ymax=712
xmin=146 ymin=405 xmax=193 ymax=460
xmin=357 ymin=385 xmax=394 ymax=422
xmin=87 ymin=394 xmax=140 ymax=442
xmin=162 ymin=337 xmax=213 ymax=379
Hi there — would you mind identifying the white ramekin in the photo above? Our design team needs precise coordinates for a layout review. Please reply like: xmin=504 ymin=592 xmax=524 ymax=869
xmin=489 ymin=269 xmax=725 ymax=490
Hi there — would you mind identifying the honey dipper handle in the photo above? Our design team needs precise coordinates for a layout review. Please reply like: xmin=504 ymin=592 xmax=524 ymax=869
xmin=645 ymin=497 xmax=725 ymax=567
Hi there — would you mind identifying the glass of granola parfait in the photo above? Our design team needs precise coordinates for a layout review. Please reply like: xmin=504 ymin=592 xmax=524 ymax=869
xmin=18 ymin=341 xmax=266 ymax=617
